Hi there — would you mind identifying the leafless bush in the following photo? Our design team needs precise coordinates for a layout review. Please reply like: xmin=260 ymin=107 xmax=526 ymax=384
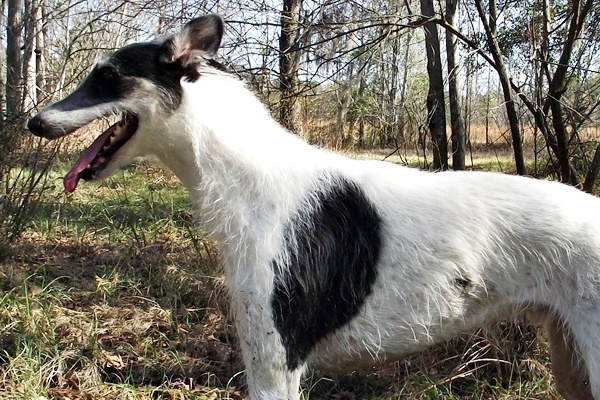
xmin=0 ymin=128 xmax=61 ymax=244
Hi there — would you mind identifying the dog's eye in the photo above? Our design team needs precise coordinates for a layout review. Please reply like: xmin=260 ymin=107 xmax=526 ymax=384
xmin=99 ymin=67 xmax=117 ymax=81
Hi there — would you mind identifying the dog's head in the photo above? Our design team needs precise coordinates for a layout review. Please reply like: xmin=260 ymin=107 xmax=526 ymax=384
xmin=28 ymin=14 xmax=225 ymax=192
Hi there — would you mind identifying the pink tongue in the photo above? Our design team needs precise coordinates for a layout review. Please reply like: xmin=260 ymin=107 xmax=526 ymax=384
xmin=63 ymin=124 xmax=117 ymax=193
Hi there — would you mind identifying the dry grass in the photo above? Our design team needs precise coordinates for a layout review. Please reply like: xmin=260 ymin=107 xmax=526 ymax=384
xmin=0 ymin=147 xmax=568 ymax=399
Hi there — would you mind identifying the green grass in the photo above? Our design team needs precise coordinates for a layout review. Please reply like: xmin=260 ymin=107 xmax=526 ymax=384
xmin=344 ymin=146 xmax=543 ymax=175
xmin=0 ymin=151 xmax=566 ymax=399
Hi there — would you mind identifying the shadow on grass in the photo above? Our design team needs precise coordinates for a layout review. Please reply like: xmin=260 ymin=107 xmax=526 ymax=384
xmin=1 ymin=237 xmax=557 ymax=399
xmin=1 ymin=234 xmax=241 ymax=391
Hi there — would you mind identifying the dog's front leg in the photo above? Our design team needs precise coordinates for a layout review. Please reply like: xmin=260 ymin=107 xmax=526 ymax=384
xmin=232 ymin=294 xmax=303 ymax=400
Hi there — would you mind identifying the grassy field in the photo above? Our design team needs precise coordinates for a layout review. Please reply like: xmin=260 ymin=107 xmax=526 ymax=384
xmin=0 ymin=147 xmax=566 ymax=399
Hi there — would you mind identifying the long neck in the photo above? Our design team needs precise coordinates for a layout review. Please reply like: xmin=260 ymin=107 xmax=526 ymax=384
xmin=155 ymin=73 xmax=328 ymax=240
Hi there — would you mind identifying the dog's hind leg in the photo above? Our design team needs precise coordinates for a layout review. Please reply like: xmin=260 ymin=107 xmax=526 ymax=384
xmin=564 ymin=304 xmax=600 ymax=400
xmin=544 ymin=313 xmax=593 ymax=400
xmin=576 ymin=340 xmax=600 ymax=400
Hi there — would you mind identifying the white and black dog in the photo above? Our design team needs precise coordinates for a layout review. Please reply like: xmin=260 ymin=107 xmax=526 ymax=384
xmin=29 ymin=15 xmax=600 ymax=400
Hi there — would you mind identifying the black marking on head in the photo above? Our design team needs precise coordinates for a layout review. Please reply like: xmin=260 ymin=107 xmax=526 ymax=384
xmin=28 ymin=14 xmax=227 ymax=140
xmin=103 ymin=41 xmax=204 ymax=108
xmin=52 ymin=40 xmax=228 ymax=117
xmin=45 ymin=63 xmax=132 ymax=114
xmin=271 ymin=177 xmax=382 ymax=370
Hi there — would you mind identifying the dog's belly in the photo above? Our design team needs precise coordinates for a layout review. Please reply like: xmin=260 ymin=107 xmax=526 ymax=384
xmin=306 ymin=291 xmax=514 ymax=373
xmin=307 ymin=326 xmax=439 ymax=373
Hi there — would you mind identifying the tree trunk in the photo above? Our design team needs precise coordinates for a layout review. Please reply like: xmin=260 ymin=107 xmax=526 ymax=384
xmin=335 ymin=61 xmax=355 ymax=147
xmin=22 ymin=0 xmax=37 ymax=113
xmin=475 ymin=0 xmax=527 ymax=175
xmin=583 ymin=144 xmax=600 ymax=194
xmin=279 ymin=0 xmax=303 ymax=134
xmin=464 ymin=55 xmax=474 ymax=163
xmin=0 ymin=0 xmax=5 ymax=124
xmin=357 ymin=72 xmax=367 ymax=149
xmin=543 ymin=0 xmax=594 ymax=185
xmin=397 ymin=30 xmax=413 ymax=144
xmin=6 ymin=0 xmax=23 ymax=120
xmin=445 ymin=0 xmax=465 ymax=170
xmin=35 ymin=0 xmax=46 ymax=105
xmin=55 ymin=0 xmax=71 ymax=98
xmin=386 ymin=33 xmax=400 ymax=146
xmin=421 ymin=0 xmax=448 ymax=170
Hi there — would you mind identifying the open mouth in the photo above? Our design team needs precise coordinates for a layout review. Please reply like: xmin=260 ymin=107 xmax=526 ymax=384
xmin=63 ymin=112 xmax=139 ymax=193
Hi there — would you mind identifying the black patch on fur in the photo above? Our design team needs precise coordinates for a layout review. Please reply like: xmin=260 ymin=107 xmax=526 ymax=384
xmin=271 ymin=177 xmax=382 ymax=370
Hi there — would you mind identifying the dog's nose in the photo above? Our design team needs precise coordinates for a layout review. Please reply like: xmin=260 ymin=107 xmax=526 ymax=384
xmin=27 ymin=114 xmax=45 ymax=136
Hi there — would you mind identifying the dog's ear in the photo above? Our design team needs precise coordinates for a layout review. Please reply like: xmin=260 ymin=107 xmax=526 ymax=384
xmin=160 ymin=14 xmax=224 ymax=67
